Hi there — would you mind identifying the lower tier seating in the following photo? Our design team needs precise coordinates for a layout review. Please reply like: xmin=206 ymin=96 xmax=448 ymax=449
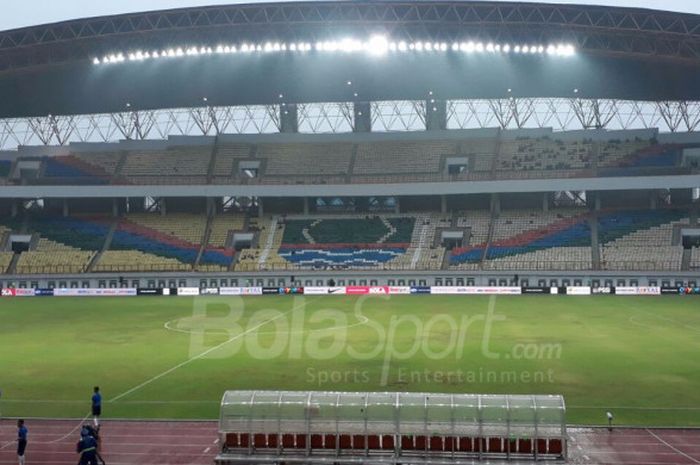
xmin=0 ymin=252 xmax=13 ymax=273
xmin=600 ymin=246 xmax=683 ymax=271
xmin=691 ymin=247 xmax=700 ymax=270
xmin=94 ymin=250 xmax=190 ymax=272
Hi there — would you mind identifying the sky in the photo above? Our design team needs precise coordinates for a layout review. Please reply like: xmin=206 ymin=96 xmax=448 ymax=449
xmin=0 ymin=0 xmax=699 ymax=32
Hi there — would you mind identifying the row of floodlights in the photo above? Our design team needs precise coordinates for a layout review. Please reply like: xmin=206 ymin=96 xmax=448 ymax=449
xmin=93 ymin=35 xmax=576 ymax=65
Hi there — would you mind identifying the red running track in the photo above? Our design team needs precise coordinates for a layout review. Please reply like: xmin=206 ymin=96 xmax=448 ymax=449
xmin=2 ymin=420 xmax=700 ymax=465
xmin=0 ymin=419 xmax=217 ymax=465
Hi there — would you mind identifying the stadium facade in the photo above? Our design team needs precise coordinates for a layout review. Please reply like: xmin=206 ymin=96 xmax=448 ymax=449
xmin=0 ymin=1 xmax=699 ymax=290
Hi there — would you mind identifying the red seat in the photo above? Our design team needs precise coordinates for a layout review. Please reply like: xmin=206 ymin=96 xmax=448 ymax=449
xmin=324 ymin=434 xmax=337 ymax=449
xmin=429 ymin=436 xmax=443 ymax=451
xmin=339 ymin=435 xmax=352 ymax=449
xmin=458 ymin=437 xmax=473 ymax=452
xmin=401 ymin=435 xmax=414 ymax=450
xmin=382 ymin=435 xmax=395 ymax=450
xmin=548 ymin=438 xmax=563 ymax=455
xmin=254 ymin=433 xmax=266 ymax=448
xmin=415 ymin=435 xmax=427 ymax=450
xmin=518 ymin=438 xmax=532 ymax=453
xmin=282 ymin=434 xmax=295 ymax=449
xmin=488 ymin=437 xmax=503 ymax=453
xmin=296 ymin=434 xmax=307 ymax=449
xmin=536 ymin=439 xmax=547 ymax=454
xmin=267 ymin=434 xmax=278 ymax=448
xmin=352 ymin=435 xmax=365 ymax=449
xmin=239 ymin=433 xmax=250 ymax=448
xmin=225 ymin=433 xmax=239 ymax=448
xmin=367 ymin=435 xmax=380 ymax=449
xmin=444 ymin=437 xmax=455 ymax=452
xmin=310 ymin=434 xmax=323 ymax=449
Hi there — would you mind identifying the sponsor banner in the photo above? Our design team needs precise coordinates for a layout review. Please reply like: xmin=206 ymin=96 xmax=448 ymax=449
xmin=163 ymin=288 xmax=175 ymax=296
xmin=660 ymin=287 xmax=678 ymax=295
xmin=410 ymin=286 xmax=431 ymax=294
xmin=0 ymin=288 xmax=16 ymax=296
xmin=368 ymin=286 xmax=390 ymax=295
xmin=346 ymin=286 xmax=369 ymax=295
xmin=566 ymin=286 xmax=591 ymax=295
xmin=521 ymin=287 xmax=551 ymax=294
xmin=54 ymin=288 xmax=137 ymax=297
xmin=432 ymin=286 xmax=522 ymax=295
xmin=388 ymin=286 xmax=411 ymax=295
xmin=34 ymin=288 xmax=54 ymax=296
xmin=550 ymin=287 xmax=559 ymax=295
xmin=278 ymin=287 xmax=304 ymax=295
xmin=176 ymin=287 xmax=200 ymax=296
xmin=137 ymin=288 xmax=162 ymax=296
xmin=615 ymin=286 xmax=661 ymax=296
xmin=220 ymin=287 xmax=264 ymax=296
xmin=327 ymin=287 xmax=347 ymax=295
xmin=304 ymin=286 xmax=329 ymax=295
xmin=675 ymin=286 xmax=700 ymax=295
xmin=591 ymin=287 xmax=612 ymax=295
xmin=200 ymin=288 xmax=220 ymax=296
xmin=262 ymin=287 xmax=280 ymax=295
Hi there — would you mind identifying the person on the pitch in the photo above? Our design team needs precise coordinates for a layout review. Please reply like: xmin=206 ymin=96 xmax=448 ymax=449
xmin=77 ymin=427 xmax=99 ymax=465
xmin=17 ymin=419 xmax=27 ymax=465
xmin=91 ymin=386 xmax=102 ymax=426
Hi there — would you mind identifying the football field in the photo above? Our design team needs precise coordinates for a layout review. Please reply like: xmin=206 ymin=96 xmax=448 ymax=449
xmin=0 ymin=294 xmax=699 ymax=426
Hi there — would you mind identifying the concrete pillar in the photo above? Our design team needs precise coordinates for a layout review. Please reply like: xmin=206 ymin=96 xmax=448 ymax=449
xmin=11 ymin=199 xmax=18 ymax=218
xmin=303 ymin=197 xmax=309 ymax=215
xmin=594 ymin=193 xmax=601 ymax=211
xmin=62 ymin=199 xmax=69 ymax=217
xmin=426 ymin=99 xmax=447 ymax=131
xmin=160 ymin=198 xmax=167 ymax=216
xmin=258 ymin=198 xmax=264 ymax=217
xmin=354 ymin=102 xmax=371 ymax=132
xmin=112 ymin=198 xmax=119 ymax=217
xmin=440 ymin=195 xmax=447 ymax=214
xmin=543 ymin=193 xmax=550 ymax=212
xmin=206 ymin=197 xmax=215 ymax=215
xmin=650 ymin=191 xmax=658 ymax=210
xmin=394 ymin=198 xmax=400 ymax=214
xmin=490 ymin=193 xmax=501 ymax=215
xmin=280 ymin=103 xmax=298 ymax=133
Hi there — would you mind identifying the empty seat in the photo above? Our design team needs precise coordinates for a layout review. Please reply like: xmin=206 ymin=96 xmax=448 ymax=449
xmin=429 ymin=436 xmax=443 ymax=451
xmin=324 ymin=434 xmax=336 ymax=449
xmin=382 ymin=435 xmax=394 ymax=450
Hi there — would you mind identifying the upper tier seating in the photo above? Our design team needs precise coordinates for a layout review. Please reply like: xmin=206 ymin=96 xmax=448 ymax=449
xmin=260 ymin=143 xmax=353 ymax=176
xmin=122 ymin=147 xmax=211 ymax=183
xmin=597 ymin=139 xmax=653 ymax=167
xmin=72 ymin=152 xmax=121 ymax=175
xmin=462 ymin=139 xmax=498 ymax=172
xmin=126 ymin=213 xmax=207 ymax=245
xmin=354 ymin=141 xmax=456 ymax=174
xmin=23 ymin=216 xmax=110 ymax=252
xmin=0 ymin=160 xmax=12 ymax=182
xmin=498 ymin=138 xmax=592 ymax=172
xmin=213 ymin=144 xmax=252 ymax=178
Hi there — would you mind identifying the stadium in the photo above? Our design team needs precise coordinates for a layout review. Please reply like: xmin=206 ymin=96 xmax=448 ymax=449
xmin=0 ymin=0 xmax=699 ymax=464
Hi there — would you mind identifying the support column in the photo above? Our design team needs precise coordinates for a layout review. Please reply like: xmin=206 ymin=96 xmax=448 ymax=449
xmin=650 ymin=191 xmax=658 ymax=210
xmin=490 ymin=193 xmax=501 ymax=215
xmin=206 ymin=197 xmax=215 ymax=215
xmin=303 ymin=197 xmax=309 ymax=215
xmin=11 ymin=200 xmax=18 ymax=218
xmin=542 ymin=193 xmax=550 ymax=212
xmin=112 ymin=198 xmax=119 ymax=217
xmin=160 ymin=198 xmax=167 ymax=216
xmin=62 ymin=199 xmax=69 ymax=217
xmin=257 ymin=198 xmax=264 ymax=217
xmin=426 ymin=99 xmax=447 ymax=131
xmin=594 ymin=192 xmax=601 ymax=211
xmin=354 ymin=102 xmax=371 ymax=133
xmin=394 ymin=198 xmax=400 ymax=214
xmin=440 ymin=195 xmax=447 ymax=214
xmin=280 ymin=103 xmax=298 ymax=133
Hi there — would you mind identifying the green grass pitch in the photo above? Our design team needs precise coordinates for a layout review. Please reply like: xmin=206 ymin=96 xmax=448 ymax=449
xmin=1 ymin=294 xmax=699 ymax=426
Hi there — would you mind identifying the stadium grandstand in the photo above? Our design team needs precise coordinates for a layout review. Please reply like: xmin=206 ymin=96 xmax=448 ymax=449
xmin=2 ymin=1 xmax=700 ymax=465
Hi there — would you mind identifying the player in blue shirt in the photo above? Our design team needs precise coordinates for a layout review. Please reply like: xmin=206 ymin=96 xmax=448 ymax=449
xmin=77 ymin=428 xmax=99 ymax=465
xmin=17 ymin=419 xmax=27 ymax=465
xmin=91 ymin=386 xmax=102 ymax=427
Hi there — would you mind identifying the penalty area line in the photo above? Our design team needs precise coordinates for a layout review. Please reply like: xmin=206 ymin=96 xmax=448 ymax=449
xmin=109 ymin=299 xmax=307 ymax=403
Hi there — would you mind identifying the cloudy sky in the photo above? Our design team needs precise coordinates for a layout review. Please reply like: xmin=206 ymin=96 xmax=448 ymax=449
xmin=1 ymin=0 xmax=699 ymax=31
